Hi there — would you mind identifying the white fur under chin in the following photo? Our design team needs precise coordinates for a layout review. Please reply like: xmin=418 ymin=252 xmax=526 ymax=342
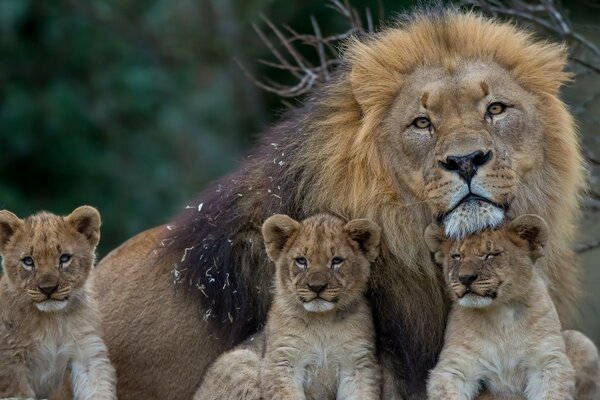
xmin=35 ymin=300 xmax=68 ymax=312
xmin=458 ymin=294 xmax=494 ymax=308
xmin=303 ymin=299 xmax=335 ymax=313
xmin=444 ymin=200 xmax=504 ymax=239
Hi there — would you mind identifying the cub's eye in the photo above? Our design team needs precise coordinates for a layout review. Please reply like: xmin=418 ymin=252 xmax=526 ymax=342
xmin=331 ymin=257 xmax=343 ymax=268
xmin=486 ymin=102 xmax=506 ymax=116
xmin=484 ymin=251 xmax=501 ymax=260
xmin=295 ymin=257 xmax=308 ymax=269
xmin=59 ymin=254 xmax=72 ymax=264
xmin=451 ymin=254 xmax=462 ymax=261
xmin=412 ymin=117 xmax=431 ymax=129
xmin=22 ymin=256 xmax=35 ymax=270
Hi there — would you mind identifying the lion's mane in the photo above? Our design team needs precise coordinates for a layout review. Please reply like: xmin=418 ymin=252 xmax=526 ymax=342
xmin=167 ymin=7 xmax=584 ymax=395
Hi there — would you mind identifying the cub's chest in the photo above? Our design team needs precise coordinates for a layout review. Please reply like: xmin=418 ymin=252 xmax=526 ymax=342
xmin=28 ymin=326 xmax=79 ymax=397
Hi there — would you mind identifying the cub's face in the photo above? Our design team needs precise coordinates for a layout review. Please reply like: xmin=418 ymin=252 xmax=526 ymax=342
xmin=262 ymin=214 xmax=381 ymax=313
xmin=0 ymin=206 xmax=101 ymax=312
xmin=425 ymin=214 xmax=548 ymax=308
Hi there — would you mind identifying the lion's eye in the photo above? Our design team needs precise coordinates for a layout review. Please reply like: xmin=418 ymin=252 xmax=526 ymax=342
xmin=331 ymin=257 xmax=343 ymax=268
xmin=412 ymin=117 xmax=431 ymax=129
xmin=59 ymin=254 xmax=72 ymax=264
xmin=487 ymin=102 xmax=506 ymax=116
xmin=295 ymin=257 xmax=308 ymax=269
xmin=451 ymin=254 xmax=462 ymax=261
xmin=484 ymin=251 xmax=501 ymax=260
xmin=22 ymin=256 xmax=35 ymax=270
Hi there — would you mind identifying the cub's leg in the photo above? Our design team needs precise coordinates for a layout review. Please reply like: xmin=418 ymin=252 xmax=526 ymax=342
xmin=70 ymin=334 xmax=117 ymax=400
xmin=0 ymin=362 xmax=35 ymax=398
xmin=193 ymin=349 xmax=261 ymax=400
xmin=525 ymin=350 xmax=575 ymax=400
xmin=261 ymin=343 xmax=305 ymax=400
xmin=563 ymin=330 xmax=600 ymax=400
xmin=337 ymin=348 xmax=381 ymax=400
xmin=426 ymin=354 xmax=480 ymax=400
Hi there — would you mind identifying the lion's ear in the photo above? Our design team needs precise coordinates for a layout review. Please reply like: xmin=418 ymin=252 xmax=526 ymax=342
xmin=344 ymin=219 xmax=381 ymax=263
xmin=262 ymin=215 xmax=301 ymax=262
xmin=66 ymin=206 xmax=101 ymax=248
xmin=0 ymin=210 xmax=23 ymax=253
xmin=424 ymin=223 xmax=447 ymax=264
xmin=508 ymin=214 xmax=548 ymax=261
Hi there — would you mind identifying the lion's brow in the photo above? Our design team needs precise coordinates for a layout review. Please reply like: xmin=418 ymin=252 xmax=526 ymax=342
xmin=421 ymin=92 xmax=429 ymax=108
xmin=479 ymin=81 xmax=489 ymax=97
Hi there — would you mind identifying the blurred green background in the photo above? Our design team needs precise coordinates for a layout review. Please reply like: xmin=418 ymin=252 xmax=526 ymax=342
xmin=0 ymin=1 xmax=599 ymax=341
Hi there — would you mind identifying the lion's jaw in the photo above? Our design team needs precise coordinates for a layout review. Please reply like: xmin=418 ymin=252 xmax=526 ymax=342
xmin=442 ymin=196 xmax=505 ymax=240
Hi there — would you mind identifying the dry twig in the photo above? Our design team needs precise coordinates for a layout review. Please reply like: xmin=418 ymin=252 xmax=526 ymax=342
xmin=237 ymin=0 xmax=381 ymax=98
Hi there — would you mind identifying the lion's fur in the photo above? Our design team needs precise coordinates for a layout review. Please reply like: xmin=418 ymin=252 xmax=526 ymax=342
xmin=195 ymin=214 xmax=381 ymax=400
xmin=0 ymin=207 xmax=116 ymax=400
xmin=92 ymin=8 xmax=585 ymax=399
xmin=425 ymin=216 xmax=598 ymax=399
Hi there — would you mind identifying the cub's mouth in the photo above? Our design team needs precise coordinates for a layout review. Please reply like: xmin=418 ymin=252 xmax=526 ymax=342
xmin=455 ymin=287 xmax=498 ymax=309
xmin=34 ymin=298 xmax=70 ymax=312
xmin=439 ymin=194 xmax=509 ymax=239
xmin=302 ymin=298 xmax=336 ymax=313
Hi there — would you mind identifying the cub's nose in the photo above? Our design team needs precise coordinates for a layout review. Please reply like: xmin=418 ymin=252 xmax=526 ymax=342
xmin=39 ymin=285 xmax=59 ymax=297
xmin=307 ymin=272 xmax=328 ymax=294
xmin=440 ymin=150 xmax=492 ymax=184
xmin=458 ymin=274 xmax=479 ymax=286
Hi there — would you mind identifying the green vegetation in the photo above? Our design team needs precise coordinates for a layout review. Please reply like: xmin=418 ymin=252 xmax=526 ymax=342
xmin=0 ymin=0 xmax=414 ymax=256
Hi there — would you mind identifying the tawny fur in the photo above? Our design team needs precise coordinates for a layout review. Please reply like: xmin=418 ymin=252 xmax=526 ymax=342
xmin=425 ymin=216 xmax=599 ymax=400
xmin=0 ymin=207 xmax=116 ymax=400
xmin=91 ymin=9 xmax=585 ymax=399
xmin=195 ymin=214 xmax=382 ymax=400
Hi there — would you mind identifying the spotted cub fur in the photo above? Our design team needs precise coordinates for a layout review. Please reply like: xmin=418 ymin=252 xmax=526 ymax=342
xmin=0 ymin=207 xmax=116 ymax=400
xmin=194 ymin=214 xmax=381 ymax=400
xmin=425 ymin=214 xmax=599 ymax=400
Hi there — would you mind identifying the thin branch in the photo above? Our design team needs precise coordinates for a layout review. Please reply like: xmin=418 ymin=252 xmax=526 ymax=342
xmin=575 ymin=239 xmax=600 ymax=253
xmin=240 ymin=0 xmax=382 ymax=98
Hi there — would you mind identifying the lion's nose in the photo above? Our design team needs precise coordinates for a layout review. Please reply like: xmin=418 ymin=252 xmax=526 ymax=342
xmin=39 ymin=285 xmax=59 ymax=297
xmin=307 ymin=273 xmax=328 ymax=294
xmin=440 ymin=150 xmax=492 ymax=184
xmin=458 ymin=274 xmax=479 ymax=286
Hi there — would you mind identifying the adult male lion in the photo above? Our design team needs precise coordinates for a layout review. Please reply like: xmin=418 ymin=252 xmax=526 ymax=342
xmin=93 ymin=8 xmax=585 ymax=400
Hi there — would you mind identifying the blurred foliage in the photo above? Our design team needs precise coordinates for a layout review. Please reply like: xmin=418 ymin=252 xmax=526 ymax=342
xmin=0 ymin=0 xmax=415 ymax=256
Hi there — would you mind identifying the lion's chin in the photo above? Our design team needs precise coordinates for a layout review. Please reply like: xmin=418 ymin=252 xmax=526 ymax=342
xmin=303 ymin=299 xmax=335 ymax=313
xmin=443 ymin=199 xmax=504 ymax=239
xmin=35 ymin=299 xmax=69 ymax=312
xmin=457 ymin=293 xmax=494 ymax=309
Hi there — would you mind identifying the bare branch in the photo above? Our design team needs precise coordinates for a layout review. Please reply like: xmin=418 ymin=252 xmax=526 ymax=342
xmin=459 ymin=0 xmax=600 ymax=74
xmin=240 ymin=0 xmax=382 ymax=98
xmin=575 ymin=239 xmax=600 ymax=253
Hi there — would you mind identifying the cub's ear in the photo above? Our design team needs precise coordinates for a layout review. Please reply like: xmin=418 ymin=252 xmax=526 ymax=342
xmin=344 ymin=219 xmax=381 ymax=263
xmin=262 ymin=215 xmax=301 ymax=262
xmin=0 ymin=210 xmax=23 ymax=252
xmin=424 ymin=223 xmax=447 ymax=264
xmin=66 ymin=206 xmax=101 ymax=248
xmin=508 ymin=214 xmax=548 ymax=261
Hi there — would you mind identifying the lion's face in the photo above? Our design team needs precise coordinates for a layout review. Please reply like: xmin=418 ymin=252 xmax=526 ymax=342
xmin=381 ymin=61 xmax=543 ymax=239
xmin=0 ymin=206 xmax=101 ymax=312
xmin=425 ymin=214 xmax=548 ymax=308
xmin=262 ymin=214 xmax=380 ymax=313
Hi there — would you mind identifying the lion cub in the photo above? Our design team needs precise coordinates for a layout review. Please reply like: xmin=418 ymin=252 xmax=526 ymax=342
xmin=425 ymin=214 xmax=600 ymax=400
xmin=259 ymin=214 xmax=381 ymax=399
xmin=0 ymin=207 xmax=116 ymax=399
xmin=194 ymin=214 xmax=381 ymax=400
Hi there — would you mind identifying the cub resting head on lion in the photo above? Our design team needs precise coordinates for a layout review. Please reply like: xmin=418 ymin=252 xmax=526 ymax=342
xmin=425 ymin=215 xmax=599 ymax=400
xmin=89 ymin=6 xmax=586 ymax=400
